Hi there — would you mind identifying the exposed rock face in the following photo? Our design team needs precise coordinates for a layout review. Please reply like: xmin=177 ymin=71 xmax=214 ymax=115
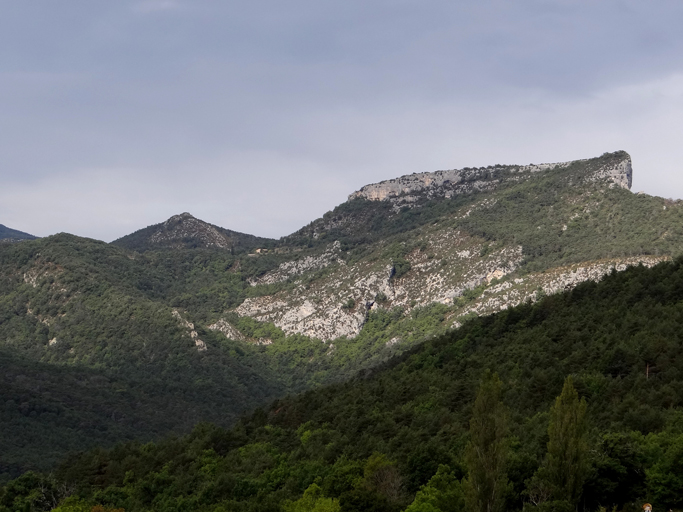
xmin=251 ymin=241 xmax=343 ymax=286
xmin=349 ymin=153 xmax=632 ymax=204
xmin=208 ymin=319 xmax=245 ymax=341
xmin=235 ymin=233 xmax=525 ymax=340
xmin=587 ymin=155 xmax=632 ymax=189
xmin=173 ymin=309 xmax=207 ymax=351
xmin=452 ymin=256 xmax=667 ymax=328
xmin=231 ymin=152 xmax=645 ymax=342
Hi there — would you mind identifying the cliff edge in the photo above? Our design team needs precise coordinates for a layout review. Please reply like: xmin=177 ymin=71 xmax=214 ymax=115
xmin=349 ymin=151 xmax=632 ymax=203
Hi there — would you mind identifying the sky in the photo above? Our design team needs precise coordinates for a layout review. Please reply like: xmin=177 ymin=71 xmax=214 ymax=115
xmin=2 ymin=0 xmax=683 ymax=241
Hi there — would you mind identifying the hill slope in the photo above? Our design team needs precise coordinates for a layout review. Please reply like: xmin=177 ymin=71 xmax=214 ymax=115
xmin=0 ymin=234 xmax=283 ymax=481
xmin=234 ymin=151 xmax=676 ymax=340
xmin=112 ymin=212 xmax=274 ymax=252
xmin=0 ymin=224 xmax=36 ymax=242
xmin=5 ymin=259 xmax=683 ymax=512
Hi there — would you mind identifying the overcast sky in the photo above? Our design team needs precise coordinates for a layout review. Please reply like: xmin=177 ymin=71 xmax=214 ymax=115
xmin=2 ymin=0 xmax=683 ymax=241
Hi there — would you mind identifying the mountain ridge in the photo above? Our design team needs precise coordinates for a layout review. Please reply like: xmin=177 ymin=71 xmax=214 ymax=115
xmin=0 ymin=224 xmax=37 ymax=243
xmin=232 ymin=151 xmax=672 ymax=341
xmin=348 ymin=150 xmax=632 ymax=204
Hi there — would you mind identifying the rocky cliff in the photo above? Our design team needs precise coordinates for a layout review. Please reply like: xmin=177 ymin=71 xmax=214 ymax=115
xmin=349 ymin=152 xmax=632 ymax=206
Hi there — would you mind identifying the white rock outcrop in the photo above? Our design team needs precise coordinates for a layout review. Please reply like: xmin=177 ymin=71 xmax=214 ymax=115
xmin=172 ymin=309 xmax=207 ymax=351
xmin=208 ymin=319 xmax=244 ymax=341
xmin=349 ymin=153 xmax=632 ymax=204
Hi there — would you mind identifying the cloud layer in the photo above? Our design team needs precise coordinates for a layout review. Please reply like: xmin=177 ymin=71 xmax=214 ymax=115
xmin=1 ymin=1 xmax=683 ymax=240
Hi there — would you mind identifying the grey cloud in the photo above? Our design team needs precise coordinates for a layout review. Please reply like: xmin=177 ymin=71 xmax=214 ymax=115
xmin=1 ymin=0 xmax=683 ymax=240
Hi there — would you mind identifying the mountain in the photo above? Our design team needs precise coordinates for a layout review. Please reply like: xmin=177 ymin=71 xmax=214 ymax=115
xmin=5 ymin=259 xmax=683 ymax=512
xmin=112 ymin=212 xmax=274 ymax=252
xmin=0 ymin=224 xmax=36 ymax=243
xmin=2 ymin=150 xmax=683 ymax=481
xmin=233 ymin=151 xmax=673 ymax=341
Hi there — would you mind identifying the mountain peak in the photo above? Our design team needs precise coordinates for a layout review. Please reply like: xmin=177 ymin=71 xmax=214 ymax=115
xmin=112 ymin=213 xmax=274 ymax=252
xmin=168 ymin=212 xmax=195 ymax=221
xmin=149 ymin=213 xmax=231 ymax=248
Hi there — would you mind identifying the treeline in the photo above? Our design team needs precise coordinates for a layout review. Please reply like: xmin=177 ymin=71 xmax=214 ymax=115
xmin=3 ymin=259 xmax=683 ymax=511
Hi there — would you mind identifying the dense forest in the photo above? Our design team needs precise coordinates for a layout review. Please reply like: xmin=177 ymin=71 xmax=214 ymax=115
xmin=3 ymin=258 xmax=683 ymax=511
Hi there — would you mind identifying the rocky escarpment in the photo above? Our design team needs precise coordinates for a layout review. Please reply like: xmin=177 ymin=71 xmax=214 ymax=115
xmin=233 ymin=234 xmax=662 ymax=341
xmin=349 ymin=151 xmax=632 ymax=206
xmin=235 ymin=225 xmax=527 ymax=340
xmin=172 ymin=309 xmax=207 ymax=351
xmin=586 ymin=155 xmax=632 ymax=189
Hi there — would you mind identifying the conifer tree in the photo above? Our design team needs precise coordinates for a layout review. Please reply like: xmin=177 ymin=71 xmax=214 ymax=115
xmin=463 ymin=371 xmax=510 ymax=512
xmin=546 ymin=376 xmax=588 ymax=507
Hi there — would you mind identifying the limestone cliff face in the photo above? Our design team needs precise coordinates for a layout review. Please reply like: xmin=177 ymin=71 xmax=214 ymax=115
xmin=235 ymin=234 xmax=525 ymax=340
xmin=349 ymin=153 xmax=632 ymax=204
xmin=587 ymin=155 xmax=632 ymax=189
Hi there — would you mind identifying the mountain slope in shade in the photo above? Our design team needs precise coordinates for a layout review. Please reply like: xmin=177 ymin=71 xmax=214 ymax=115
xmin=112 ymin=212 xmax=274 ymax=252
xmin=0 ymin=234 xmax=283 ymax=482
xmin=0 ymin=224 xmax=36 ymax=242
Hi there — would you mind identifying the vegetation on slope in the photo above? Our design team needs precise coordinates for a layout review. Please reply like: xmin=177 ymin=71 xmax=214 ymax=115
xmin=0 ymin=224 xmax=36 ymax=242
xmin=4 ymin=152 xmax=683 ymax=482
xmin=111 ymin=214 xmax=274 ymax=253
xmin=4 ymin=259 xmax=683 ymax=511
xmin=0 ymin=235 xmax=284 ymax=481
xmin=287 ymin=152 xmax=683 ymax=273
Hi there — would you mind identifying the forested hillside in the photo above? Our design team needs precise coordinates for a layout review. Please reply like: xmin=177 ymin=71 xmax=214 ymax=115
xmin=0 ymin=235 xmax=284 ymax=480
xmin=4 ymin=152 xmax=683 ymax=482
xmin=4 ymin=259 xmax=683 ymax=512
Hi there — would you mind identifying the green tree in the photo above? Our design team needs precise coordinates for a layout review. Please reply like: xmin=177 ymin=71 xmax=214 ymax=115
xmin=284 ymin=483 xmax=341 ymax=512
xmin=405 ymin=465 xmax=464 ymax=512
xmin=646 ymin=433 xmax=683 ymax=510
xmin=545 ymin=376 xmax=588 ymax=507
xmin=463 ymin=372 xmax=510 ymax=512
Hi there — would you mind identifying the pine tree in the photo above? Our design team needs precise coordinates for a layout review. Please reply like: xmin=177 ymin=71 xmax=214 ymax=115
xmin=546 ymin=376 xmax=588 ymax=507
xmin=463 ymin=371 xmax=510 ymax=512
